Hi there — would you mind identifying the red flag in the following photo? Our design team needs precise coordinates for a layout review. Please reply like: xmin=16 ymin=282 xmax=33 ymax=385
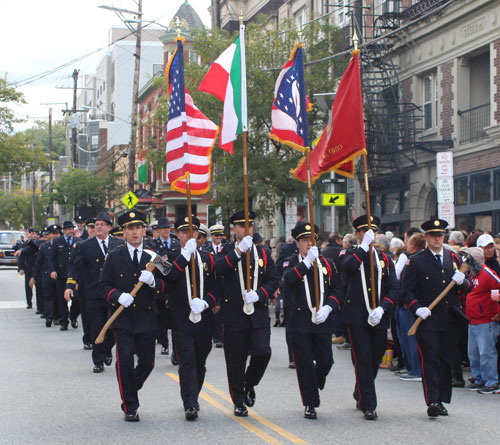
xmin=291 ymin=51 xmax=366 ymax=182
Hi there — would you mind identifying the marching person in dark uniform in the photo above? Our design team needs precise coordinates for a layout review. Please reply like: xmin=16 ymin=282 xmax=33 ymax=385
xmin=110 ymin=227 xmax=124 ymax=239
xmin=401 ymin=218 xmax=473 ymax=418
xmin=340 ymin=215 xmax=398 ymax=420
xmin=30 ymin=225 xmax=61 ymax=327
xmin=165 ymin=216 xmax=216 ymax=420
xmin=283 ymin=222 xmax=342 ymax=419
xmin=99 ymin=209 xmax=168 ymax=422
xmin=207 ymin=224 xmax=225 ymax=348
xmin=48 ymin=220 xmax=82 ymax=331
xmin=207 ymin=224 xmax=225 ymax=255
xmin=197 ymin=224 xmax=211 ymax=251
xmin=215 ymin=210 xmax=279 ymax=417
xmin=151 ymin=217 xmax=180 ymax=358
xmin=86 ymin=219 xmax=96 ymax=239
xmin=75 ymin=215 xmax=89 ymax=240
xmin=65 ymin=212 xmax=124 ymax=372
xmin=18 ymin=228 xmax=40 ymax=311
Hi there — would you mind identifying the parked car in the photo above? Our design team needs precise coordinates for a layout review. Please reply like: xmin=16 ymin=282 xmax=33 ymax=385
xmin=0 ymin=231 xmax=25 ymax=266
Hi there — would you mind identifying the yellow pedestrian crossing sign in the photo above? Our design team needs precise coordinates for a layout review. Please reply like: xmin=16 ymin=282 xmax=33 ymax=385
xmin=122 ymin=191 xmax=139 ymax=209
xmin=322 ymin=193 xmax=346 ymax=207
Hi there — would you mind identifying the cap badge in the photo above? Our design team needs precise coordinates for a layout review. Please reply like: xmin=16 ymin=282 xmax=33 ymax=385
xmin=130 ymin=212 xmax=135 ymax=218
xmin=305 ymin=224 xmax=311 ymax=230
xmin=434 ymin=220 xmax=440 ymax=226
xmin=184 ymin=217 xmax=189 ymax=222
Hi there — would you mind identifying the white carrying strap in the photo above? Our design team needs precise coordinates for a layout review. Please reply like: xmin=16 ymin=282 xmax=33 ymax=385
xmin=299 ymin=255 xmax=324 ymax=325
xmin=360 ymin=248 xmax=382 ymax=325
xmin=237 ymin=243 xmax=259 ymax=315
xmin=186 ymin=250 xmax=204 ymax=323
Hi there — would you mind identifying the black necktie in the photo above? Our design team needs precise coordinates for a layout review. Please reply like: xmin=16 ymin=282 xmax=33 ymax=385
xmin=133 ymin=248 xmax=139 ymax=268
xmin=436 ymin=254 xmax=441 ymax=265
xmin=102 ymin=240 xmax=108 ymax=255
xmin=67 ymin=237 xmax=71 ymax=247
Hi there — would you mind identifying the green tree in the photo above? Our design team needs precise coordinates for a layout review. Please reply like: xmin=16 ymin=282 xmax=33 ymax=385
xmin=51 ymin=168 xmax=123 ymax=215
xmin=22 ymin=121 xmax=67 ymax=157
xmin=0 ymin=190 xmax=50 ymax=230
xmin=143 ymin=17 xmax=348 ymax=221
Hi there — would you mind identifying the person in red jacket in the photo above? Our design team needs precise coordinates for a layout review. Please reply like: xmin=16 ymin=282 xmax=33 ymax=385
xmin=464 ymin=247 xmax=500 ymax=394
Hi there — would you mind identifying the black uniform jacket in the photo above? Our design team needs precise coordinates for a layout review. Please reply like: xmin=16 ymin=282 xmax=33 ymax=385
xmin=340 ymin=246 xmax=398 ymax=329
xmin=66 ymin=236 xmax=124 ymax=298
xmin=215 ymin=243 xmax=280 ymax=329
xmin=165 ymin=250 xmax=216 ymax=335
xmin=400 ymin=247 xmax=473 ymax=332
xmin=283 ymin=254 xmax=342 ymax=334
xmin=48 ymin=236 xmax=82 ymax=280
xmin=99 ymin=244 xmax=167 ymax=333
xmin=32 ymin=240 xmax=53 ymax=283
xmin=151 ymin=237 xmax=181 ymax=258
xmin=18 ymin=241 xmax=37 ymax=273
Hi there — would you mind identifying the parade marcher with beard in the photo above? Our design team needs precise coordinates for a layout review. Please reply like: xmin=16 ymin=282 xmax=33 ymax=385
xmin=340 ymin=215 xmax=398 ymax=420
xmin=283 ymin=222 xmax=342 ymax=419
xmin=401 ymin=219 xmax=473 ymax=418
xmin=48 ymin=220 xmax=82 ymax=331
xmin=151 ymin=217 xmax=180 ymax=358
xmin=30 ymin=225 xmax=61 ymax=327
xmin=99 ymin=210 xmax=168 ymax=422
xmin=165 ymin=216 xmax=217 ymax=420
xmin=65 ymin=212 xmax=124 ymax=372
xmin=215 ymin=210 xmax=279 ymax=417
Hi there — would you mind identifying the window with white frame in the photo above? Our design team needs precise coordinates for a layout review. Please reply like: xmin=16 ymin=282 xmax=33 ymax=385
xmin=423 ymin=71 xmax=438 ymax=130
xmin=336 ymin=0 xmax=349 ymax=26
xmin=294 ymin=7 xmax=307 ymax=29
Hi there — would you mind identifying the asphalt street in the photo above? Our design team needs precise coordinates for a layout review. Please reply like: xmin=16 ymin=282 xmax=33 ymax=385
xmin=0 ymin=266 xmax=498 ymax=444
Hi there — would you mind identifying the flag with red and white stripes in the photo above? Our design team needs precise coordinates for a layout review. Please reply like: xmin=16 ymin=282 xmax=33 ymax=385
xmin=166 ymin=38 xmax=218 ymax=195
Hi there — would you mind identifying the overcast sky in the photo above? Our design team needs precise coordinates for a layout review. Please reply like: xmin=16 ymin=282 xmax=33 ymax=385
xmin=1 ymin=0 xmax=211 ymax=130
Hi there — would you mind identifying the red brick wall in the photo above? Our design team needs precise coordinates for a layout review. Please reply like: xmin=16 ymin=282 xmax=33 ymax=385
xmin=440 ymin=61 xmax=454 ymax=140
xmin=401 ymin=77 xmax=413 ymax=103
xmin=494 ymin=39 xmax=500 ymax=123
xmin=454 ymin=147 xmax=500 ymax=175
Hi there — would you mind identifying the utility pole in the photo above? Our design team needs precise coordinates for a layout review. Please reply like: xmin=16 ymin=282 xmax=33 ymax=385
xmin=48 ymin=108 xmax=54 ymax=218
xmin=72 ymin=69 xmax=79 ymax=168
xmin=31 ymin=145 xmax=36 ymax=227
xmin=128 ymin=0 xmax=142 ymax=191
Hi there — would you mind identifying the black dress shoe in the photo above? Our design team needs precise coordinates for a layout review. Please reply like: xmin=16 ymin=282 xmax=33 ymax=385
xmin=234 ymin=405 xmax=248 ymax=417
xmin=53 ymin=319 xmax=60 ymax=326
xmin=105 ymin=356 xmax=113 ymax=366
xmin=26 ymin=305 xmax=32 ymax=309
xmin=60 ymin=325 xmax=68 ymax=331
xmin=83 ymin=343 xmax=93 ymax=350
xmin=185 ymin=407 xmax=198 ymax=421
xmin=245 ymin=385 xmax=256 ymax=407
xmin=273 ymin=320 xmax=280 ymax=327
xmin=363 ymin=410 xmax=378 ymax=420
xmin=161 ymin=346 xmax=169 ymax=355
xmin=195 ymin=403 xmax=200 ymax=412
xmin=304 ymin=406 xmax=317 ymax=419
xmin=288 ymin=361 xmax=296 ymax=369
xmin=40 ymin=314 xmax=46 ymax=318
xmin=452 ymin=378 xmax=465 ymax=388
xmin=93 ymin=364 xmax=104 ymax=373
xmin=35 ymin=310 xmax=41 ymax=314
xmin=427 ymin=402 xmax=440 ymax=418
xmin=70 ymin=319 xmax=78 ymax=329
xmin=438 ymin=403 xmax=448 ymax=416
xmin=215 ymin=341 xmax=223 ymax=348
xmin=45 ymin=319 xmax=52 ymax=328
xmin=124 ymin=411 xmax=140 ymax=422
xmin=171 ymin=354 xmax=178 ymax=366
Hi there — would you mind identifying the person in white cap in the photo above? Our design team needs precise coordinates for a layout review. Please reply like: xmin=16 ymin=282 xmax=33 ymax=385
xmin=477 ymin=234 xmax=500 ymax=277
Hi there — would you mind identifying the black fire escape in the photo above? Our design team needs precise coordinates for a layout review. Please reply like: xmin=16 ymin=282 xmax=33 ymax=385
xmin=352 ymin=0 xmax=453 ymax=192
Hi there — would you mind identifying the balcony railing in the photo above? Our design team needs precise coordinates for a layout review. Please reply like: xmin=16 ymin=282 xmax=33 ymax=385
xmin=403 ymin=0 xmax=449 ymax=21
xmin=458 ymin=103 xmax=490 ymax=144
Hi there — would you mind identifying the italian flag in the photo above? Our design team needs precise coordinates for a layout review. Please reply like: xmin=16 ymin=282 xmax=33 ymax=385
xmin=137 ymin=156 xmax=148 ymax=184
xmin=198 ymin=25 xmax=247 ymax=154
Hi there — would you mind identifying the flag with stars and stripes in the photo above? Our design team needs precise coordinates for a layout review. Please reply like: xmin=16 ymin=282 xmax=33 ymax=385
xmin=165 ymin=38 xmax=218 ymax=195
xmin=269 ymin=44 xmax=312 ymax=152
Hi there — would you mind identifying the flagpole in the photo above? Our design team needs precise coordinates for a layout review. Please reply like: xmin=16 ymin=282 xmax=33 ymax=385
xmin=239 ymin=13 xmax=254 ymax=315
xmin=175 ymin=20 xmax=198 ymax=302
xmin=353 ymin=31 xmax=376 ymax=310
xmin=297 ymin=28 xmax=320 ymax=312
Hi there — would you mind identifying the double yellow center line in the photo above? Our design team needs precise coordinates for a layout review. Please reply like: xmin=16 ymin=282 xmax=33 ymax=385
xmin=166 ymin=373 xmax=306 ymax=444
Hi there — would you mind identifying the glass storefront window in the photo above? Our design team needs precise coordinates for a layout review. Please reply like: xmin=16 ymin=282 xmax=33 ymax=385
xmin=475 ymin=214 xmax=492 ymax=232
xmin=471 ymin=173 xmax=490 ymax=203
xmin=383 ymin=193 xmax=400 ymax=214
xmin=401 ymin=190 xmax=410 ymax=212
xmin=455 ymin=178 xmax=468 ymax=206
xmin=494 ymin=171 xmax=500 ymax=201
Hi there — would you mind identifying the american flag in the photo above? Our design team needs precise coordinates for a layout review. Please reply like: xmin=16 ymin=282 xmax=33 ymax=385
xmin=166 ymin=39 xmax=218 ymax=195
xmin=269 ymin=45 xmax=311 ymax=152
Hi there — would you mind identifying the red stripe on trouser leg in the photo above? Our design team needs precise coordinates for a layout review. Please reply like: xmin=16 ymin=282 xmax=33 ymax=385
xmin=347 ymin=326 xmax=362 ymax=407
xmin=291 ymin=351 xmax=305 ymax=406
xmin=113 ymin=330 xmax=127 ymax=413
xmin=417 ymin=342 xmax=429 ymax=405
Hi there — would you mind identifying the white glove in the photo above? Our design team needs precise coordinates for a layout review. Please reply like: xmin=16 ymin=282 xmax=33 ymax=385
xmin=368 ymin=306 xmax=384 ymax=326
xmin=491 ymin=289 xmax=500 ymax=303
xmin=190 ymin=298 xmax=208 ymax=315
xmin=139 ymin=270 xmax=155 ymax=287
xmin=452 ymin=270 xmax=465 ymax=285
xmin=118 ymin=292 xmax=134 ymax=308
xmin=303 ymin=246 xmax=319 ymax=268
xmin=244 ymin=290 xmax=259 ymax=304
xmin=238 ymin=236 xmax=253 ymax=253
xmin=360 ymin=229 xmax=375 ymax=252
xmin=315 ymin=305 xmax=333 ymax=324
xmin=416 ymin=307 xmax=431 ymax=320
xmin=181 ymin=238 xmax=197 ymax=261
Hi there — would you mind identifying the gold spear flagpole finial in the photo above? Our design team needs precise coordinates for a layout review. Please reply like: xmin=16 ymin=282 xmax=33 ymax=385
xmin=175 ymin=16 xmax=182 ymax=38
xmin=353 ymin=30 xmax=359 ymax=51
xmin=239 ymin=9 xmax=243 ymax=25
xmin=298 ymin=25 xmax=303 ymax=43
